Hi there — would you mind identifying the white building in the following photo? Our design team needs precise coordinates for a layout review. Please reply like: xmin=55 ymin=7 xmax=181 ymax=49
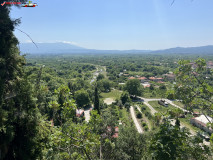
xmin=190 ymin=115 xmax=213 ymax=134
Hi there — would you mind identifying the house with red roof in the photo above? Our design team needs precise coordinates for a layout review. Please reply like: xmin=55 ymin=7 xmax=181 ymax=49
xmin=128 ymin=76 xmax=135 ymax=80
xmin=190 ymin=115 xmax=213 ymax=134
xmin=138 ymin=77 xmax=147 ymax=83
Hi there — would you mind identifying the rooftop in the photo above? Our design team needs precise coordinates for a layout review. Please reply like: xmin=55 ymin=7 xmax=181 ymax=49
xmin=128 ymin=77 xmax=135 ymax=79
xmin=195 ymin=115 xmax=213 ymax=125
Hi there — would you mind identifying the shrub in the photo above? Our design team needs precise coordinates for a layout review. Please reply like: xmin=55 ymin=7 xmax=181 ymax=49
xmin=141 ymin=106 xmax=146 ymax=111
xmin=144 ymin=126 xmax=149 ymax=131
xmin=142 ymin=122 xmax=147 ymax=127
xmin=136 ymin=112 xmax=142 ymax=119
xmin=145 ymin=111 xmax=152 ymax=120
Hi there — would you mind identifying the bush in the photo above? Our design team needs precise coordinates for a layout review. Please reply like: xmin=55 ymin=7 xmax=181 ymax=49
xmin=145 ymin=111 xmax=152 ymax=120
xmin=142 ymin=122 xmax=147 ymax=127
xmin=144 ymin=126 xmax=149 ymax=131
xmin=141 ymin=106 xmax=146 ymax=111
xmin=136 ymin=112 xmax=142 ymax=119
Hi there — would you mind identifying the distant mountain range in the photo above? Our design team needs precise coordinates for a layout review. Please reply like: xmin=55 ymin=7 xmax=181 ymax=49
xmin=19 ymin=42 xmax=213 ymax=55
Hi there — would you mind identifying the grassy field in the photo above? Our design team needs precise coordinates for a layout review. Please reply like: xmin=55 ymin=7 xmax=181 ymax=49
xmin=100 ymin=89 xmax=123 ymax=100
xmin=148 ymin=101 xmax=202 ymax=133
xmin=119 ymin=108 xmax=132 ymax=126
xmin=173 ymin=101 xmax=185 ymax=108
xmin=148 ymin=101 xmax=175 ymax=114
xmin=173 ymin=101 xmax=202 ymax=113
xmin=180 ymin=116 xmax=201 ymax=133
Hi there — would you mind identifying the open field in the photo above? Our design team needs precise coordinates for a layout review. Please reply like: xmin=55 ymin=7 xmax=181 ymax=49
xmin=173 ymin=101 xmax=185 ymax=108
xmin=100 ymin=89 xmax=123 ymax=100
xmin=148 ymin=101 xmax=202 ymax=133
xmin=148 ymin=101 xmax=175 ymax=114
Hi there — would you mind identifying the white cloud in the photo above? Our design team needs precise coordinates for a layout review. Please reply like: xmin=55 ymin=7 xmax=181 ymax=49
xmin=25 ymin=40 xmax=32 ymax=43
xmin=56 ymin=40 xmax=78 ymax=46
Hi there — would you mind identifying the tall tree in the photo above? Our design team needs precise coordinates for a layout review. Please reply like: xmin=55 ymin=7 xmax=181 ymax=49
xmin=0 ymin=3 xmax=48 ymax=159
xmin=120 ymin=91 xmax=131 ymax=105
xmin=174 ymin=59 xmax=213 ymax=123
xmin=150 ymin=119 xmax=210 ymax=160
xmin=125 ymin=79 xmax=143 ymax=97
xmin=74 ymin=89 xmax=90 ymax=108
xmin=94 ymin=85 xmax=100 ymax=114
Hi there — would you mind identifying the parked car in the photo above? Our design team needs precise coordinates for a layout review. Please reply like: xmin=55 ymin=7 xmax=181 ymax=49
xmin=158 ymin=100 xmax=169 ymax=107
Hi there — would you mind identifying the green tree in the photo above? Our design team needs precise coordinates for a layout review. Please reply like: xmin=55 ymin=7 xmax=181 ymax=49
xmin=97 ymin=79 xmax=112 ymax=92
xmin=97 ymin=73 xmax=105 ymax=81
xmin=125 ymin=79 xmax=143 ymax=97
xmin=150 ymin=119 xmax=210 ymax=160
xmin=174 ymin=59 xmax=213 ymax=124
xmin=74 ymin=89 xmax=90 ymax=108
xmin=94 ymin=85 xmax=100 ymax=114
xmin=0 ymin=3 xmax=49 ymax=159
xmin=114 ymin=125 xmax=150 ymax=160
xmin=120 ymin=91 xmax=131 ymax=105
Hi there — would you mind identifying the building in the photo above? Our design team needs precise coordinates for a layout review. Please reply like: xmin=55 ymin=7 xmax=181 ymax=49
xmin=138 ymin=77 xmax=147 ymax=83
xmin=207 ymin=61 xmax=213 ymax=69
xmin=128 ymin=76 xmax=135 ymax=80
xmin=123 ymin=74 xmax=129 ymax=76
xmin=141 ymin=83 xmax=150 ymax=88
xmin=164 ymin=74 xmax=176 ymax=81
xmin=102 ymin=126 xmax=119 ymax=138
xmin=149 ymin=77 xmax=164 ymax=82
xmin=190 ymin=115 xmax=213 ymax=134
xmin=149 ymin=77 xmax=156 ymax=81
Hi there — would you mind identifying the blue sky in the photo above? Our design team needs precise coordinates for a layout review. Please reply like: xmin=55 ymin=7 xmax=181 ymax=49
xmin=10 ymin=0 xmax=213 ymax=50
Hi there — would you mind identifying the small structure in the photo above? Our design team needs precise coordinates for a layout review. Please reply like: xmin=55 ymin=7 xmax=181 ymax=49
xmin=76 ymin=109 xmax=85 ymax=117
xmin=138 ymin=77 xmax=147 ymax=83
xmin=141 ymin=83 xmax=150 ymax=88
xmin=149 ymin=77 xmax=163 ymax=82
xmin=190 ymin=115 xmax=213 ymax=134
xmin=119 ymin=83 xmax=125 ymax=85
xmin=119 ymin=72 xmax=123 ymax=76
xmin=207 ymin=61 xmax=213 ymax=69
xmin=158 ymin=100 xmax=168 ymax=107
xmin=149 ymin=77 xmax=156 ymax=81
xmin=102 ymin=126 xmax=119 ymax=138
xmin=164 ymin=74 xmax=176 ymax=81
xmin=128 ymin=76 xmax=135 ymax=80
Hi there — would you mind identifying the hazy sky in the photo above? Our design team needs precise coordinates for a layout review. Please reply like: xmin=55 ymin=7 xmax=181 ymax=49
xmin=10 ymin=0 xmax=213 ymax=50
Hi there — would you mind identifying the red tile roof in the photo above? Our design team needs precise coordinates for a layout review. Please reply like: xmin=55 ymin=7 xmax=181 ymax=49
xmin=149 ymin=77 xmax=156 ymax=80
xmin=138 ymin=77 xmax=147 ymax=80
xmin=128 ymin=77 xmax=135 ymax=79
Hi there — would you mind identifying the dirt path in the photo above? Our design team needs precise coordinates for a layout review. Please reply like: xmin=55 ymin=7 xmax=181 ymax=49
xmin=136 ymin=105 xmax=152 ymax=130
xmin=143 ymin=102 xmax=157 ymax=115
xmin=130 ymin=106 xmax=143 ymax=134
xmin=104 ymin=98 xmax=115 ymax=105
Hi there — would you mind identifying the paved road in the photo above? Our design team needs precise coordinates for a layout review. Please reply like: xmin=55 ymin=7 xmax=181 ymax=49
xmin=165 ymin=99 xmax=188 ymax=112
xmin=137 ymin=97 xmax=196 ymax=135
xmin=138 ymin=97 xmax=188 ymax=113
xmin=130 ymin=106 xmax=143 ymax=134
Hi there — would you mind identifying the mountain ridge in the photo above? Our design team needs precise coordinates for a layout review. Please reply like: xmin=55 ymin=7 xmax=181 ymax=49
xmin=19 ymin=43 xmax=213 ymax=55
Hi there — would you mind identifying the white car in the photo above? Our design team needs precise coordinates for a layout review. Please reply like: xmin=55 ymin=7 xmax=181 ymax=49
xmin=22 ymin=3 xmax=38 ymax=7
